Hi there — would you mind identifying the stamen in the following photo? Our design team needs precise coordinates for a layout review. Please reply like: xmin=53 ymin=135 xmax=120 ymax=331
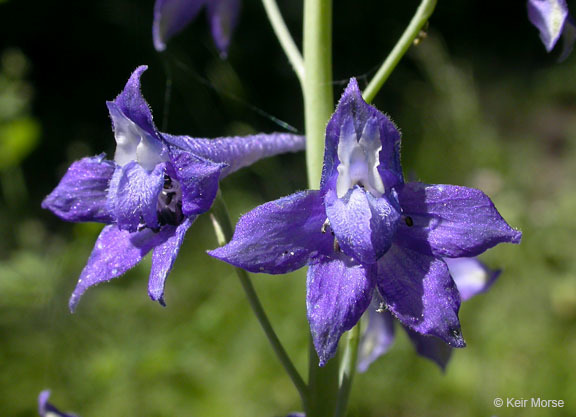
xmin=333 ymin=238 xmax=341 ymax=253
xmin=321 ymin=219 xmax=330 ymax=233
xmin=157 ymin=174 xmax=183 ymax=227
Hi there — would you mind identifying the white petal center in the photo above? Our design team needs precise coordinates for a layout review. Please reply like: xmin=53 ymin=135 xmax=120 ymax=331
xmin=336 ymin=117 xmax=384 ymax=198
xmin=109 ymin=105 xmax=168 ymax=171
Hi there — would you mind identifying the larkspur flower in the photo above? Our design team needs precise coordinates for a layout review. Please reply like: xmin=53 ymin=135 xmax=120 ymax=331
xmin=209 ymin=78 xmax=521 ymax=365
xmin=528 ymin=0 xmax=576 ymax=57
xmin=42 ymin=65 xmax=305 ymax=311
xmin=153 ymin=0 xmax=240 ymax=56
xmin=38 ymin=390 xmax=79 ymax=417
xmin=358 ymin=257 xmax=501 ymax=372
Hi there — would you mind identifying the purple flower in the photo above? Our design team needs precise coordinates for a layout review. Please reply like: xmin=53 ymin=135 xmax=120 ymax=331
xmin=209 ymin=79 xmax=521 ymax=366
xmin=528 ymin=0 xmax=576 ymax=56
xmin=42 ymin=65 xmax=305 ymax=311
xmin=153 ymin=0 xmax=241 ymax=56
xmin=38 ymin=391 xmax=79 ymax=417
xmin=358 ymin=257 xmax=501 ymax=372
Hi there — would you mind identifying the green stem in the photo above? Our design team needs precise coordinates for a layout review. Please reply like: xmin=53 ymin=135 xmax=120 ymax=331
xmin=209 ymin=193 xmax=309 ymax=408
xmin=362 ymin=0 xmax=438 ymax=104
xmin=261 ymin=0 xmax=305 ymax=85
xmin=302 ymin=0 xmax=338 ymax=416
xmin=303 ymin=0 xmax=333 ymax=188
xmin=306 ymin=337 xmax=340 ymax=417
xmin=334 ymin=323 xmax=361 ymax=417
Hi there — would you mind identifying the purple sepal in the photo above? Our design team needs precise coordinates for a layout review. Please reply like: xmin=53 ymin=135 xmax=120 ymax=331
xmin=153 ymin=0 xmax=206 ymax=52
xmin=110 ymin=66 xmax=158 ymax=138
xmin=38 ymin=390 xmax=79 ymax=417
xmin=208 ymin=191 xmax=332 ymax=274
xmin=163 ymin=132 xmax=306 ymax=178
xmin=208 ymin=0 xmax=241 ymax=57
xmin=404 ymin=328 xmax=453 ymax=371
xmin=168 ymin=148 xmax=227 ymax=216
xmin=321 ymin=78 xmax=403 ymax=193
xmin=357 ymin=303 xmax=396 ymax=373
xmin=377 ymin=245 xmax=465 ymax=348
xmin=42 ymin=155 xmax=114 ymax=223
xmin=107 ymin=161 xmax=166 ymax=232
xmin=445 ymin=257 xmax=501 ymax=302
xmin=69 ymin=225 xmax=177 ymax=312
xmin=325 ymin=187 xmax=400 ymax=264
xmin=395 ymin=182 xmax=522 ymax=258
xmin=528 ymin=0 xmax=569 ymax=51
xmin=307 ymin=256 xmax=375 ymax=366
xmin=148 ymin=217 xmax=195 ymax=305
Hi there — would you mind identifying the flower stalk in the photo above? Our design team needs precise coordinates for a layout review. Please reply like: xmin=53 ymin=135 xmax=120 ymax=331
xmin=302 ymin=0 xmax=340 ymax=415
xmin=303 ymin=0 xmax=333 ymax=188
xmin=260 ymin=0 xmax=305 ymax=84
xmin=209 ymin=192 xmax=309 ymax=408
xmin=334 ymin=323 xmax=361 ymax=417
xmin=363 ymin=0 xmax=438 ymax=104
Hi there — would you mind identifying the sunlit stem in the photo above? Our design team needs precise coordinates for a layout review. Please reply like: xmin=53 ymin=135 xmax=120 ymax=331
xmin=363 ymin=0 xmax=438 ymax=104
xmin=261 ymin=0 xmax=305 ymax=85
xmin=209 ymin=192 xmax=309 ymax=408
xmin=302 ymin=0 xmax=338 ymax=415
xmin=334 ymin=323 xmax=361 ymax=417
xmin=307 ymin=337 xmax=339 ymax=417
xmin=303 ymin=0 xmax=333 ymax=188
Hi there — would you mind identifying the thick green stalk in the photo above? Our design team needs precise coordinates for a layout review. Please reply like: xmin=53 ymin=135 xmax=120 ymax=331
xmin=334 ymin=324 xmax=361 ymax=417
xmin=363 ymin=0 xmax=438 ymax=104
xmin=303 ymin=0 xmax=338 ymax=416
xmin=303 ymin=0 xmax=333 ymax=188
xmin=209 ymin=193 xmax=309 ymax=408
xmin=261 ymin=0 xmax=305 ymax=85
xmin=307 ymin=337 xmax=340 ymax=417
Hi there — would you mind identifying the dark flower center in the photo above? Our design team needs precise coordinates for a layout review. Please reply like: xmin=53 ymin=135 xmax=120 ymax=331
xmin=157 ymin=174 xmax=183 ymax=227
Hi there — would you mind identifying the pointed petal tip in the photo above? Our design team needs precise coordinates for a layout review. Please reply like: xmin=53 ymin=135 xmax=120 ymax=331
xmin=345 ymin=77 xmax=360 ymax=92
xmin=149 ymin=292 xmax=167 ymax=307
xmin=68 ymin=295 xmax=79 ymax=314
xmin=340 ymin=78 xmax=363 ymax=103
xmin=448 ymin=329 xmax=466 ymax=348
xmin=148 ymin=286 xmax=168 ymax=307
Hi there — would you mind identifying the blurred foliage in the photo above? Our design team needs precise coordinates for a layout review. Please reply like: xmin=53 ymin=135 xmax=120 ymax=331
xmin=1 ymin=0 xmax=576 ymax=416
xmin=0 ymin=48 xmax=40 ymax=171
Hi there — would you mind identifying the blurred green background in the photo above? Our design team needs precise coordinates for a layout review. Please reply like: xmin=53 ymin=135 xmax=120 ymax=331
xmin=1 ymin=0 xmax=575 ymax=416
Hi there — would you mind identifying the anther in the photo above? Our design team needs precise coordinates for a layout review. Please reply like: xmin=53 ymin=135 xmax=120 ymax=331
xmin=404 ymin=216 xmax=414 ymax=227
xmin=333 ymin=238 xmax=341 ymax=253
xmin=163 ymin=174 xmax=172 ymax=189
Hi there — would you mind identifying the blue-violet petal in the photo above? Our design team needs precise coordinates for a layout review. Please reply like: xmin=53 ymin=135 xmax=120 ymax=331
xmin=208 ymin=191 xmax=332 ymax=274
xmin=307 ymin=256 xmax=375 ymax=366
xmin=376 ymin=245 xmax=465 ymax=348
xmin=395 ymin=182 xmax=522 ymax=258
xmin=42 ymin=155 xmax=114 ymax=223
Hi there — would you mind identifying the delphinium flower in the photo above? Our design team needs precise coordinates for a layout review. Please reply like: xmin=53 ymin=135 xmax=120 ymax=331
xmin=358 ymin=257 xmax=501 ymax=372
xmin=528 ymin=0 xmax=576 ymax=57
xmin=42 ymin=65 xmax=305 ymax=311
xmin=153 ymin=0 xmax=240 ymax=56
xmin=209 ymin=78 xmax=521 ymax=365
xmin=38 ymin=391 xmax=79 ymax=417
